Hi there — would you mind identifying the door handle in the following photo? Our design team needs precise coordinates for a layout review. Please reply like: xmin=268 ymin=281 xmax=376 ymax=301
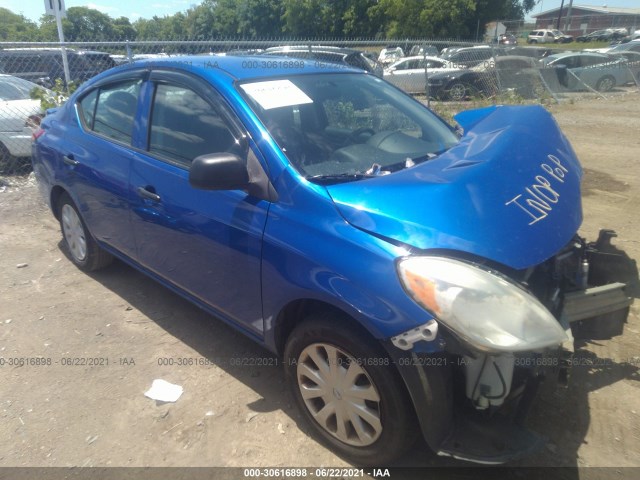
xmin=63 ymin=154 xmax=79 ymax=166
xmin=137 ymin=186 xmax=161 ymax=203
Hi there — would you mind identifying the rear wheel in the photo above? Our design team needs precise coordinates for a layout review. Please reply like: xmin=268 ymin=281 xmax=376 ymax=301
xmin=58 ymin=193 xmax=113 ymax=271
xmin=595 ymin=75 xmax=615 ymax=92
xmin=0 ymin=143 xmax=16 ymax=174
xmin=284 ymin=312 xmax=417 ymax=464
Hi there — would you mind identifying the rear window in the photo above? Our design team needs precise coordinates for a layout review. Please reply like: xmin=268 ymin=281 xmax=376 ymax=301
xmin=79 ymin=79 xmax=141 ymax=144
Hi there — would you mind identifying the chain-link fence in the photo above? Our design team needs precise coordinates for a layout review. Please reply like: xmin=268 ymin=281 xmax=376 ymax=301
xmin=1 ymin=38 xmax=639 ymax=176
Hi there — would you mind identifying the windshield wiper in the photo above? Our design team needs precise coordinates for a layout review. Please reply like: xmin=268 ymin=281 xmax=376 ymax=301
xmin=306 ymin=172 xmax=377 ymax=185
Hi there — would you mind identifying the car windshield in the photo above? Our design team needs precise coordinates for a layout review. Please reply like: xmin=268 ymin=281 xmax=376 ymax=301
xmin=239 ymin=73 xmax=458 ymax=183
xmin=0 ymin=75 xmax=39 ymax=101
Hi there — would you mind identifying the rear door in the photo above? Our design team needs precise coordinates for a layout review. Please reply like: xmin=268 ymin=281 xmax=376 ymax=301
xmin=63 ymin=72 xmax=145 ymax=258
xmin=129 ymin=70 xmax=269 ymax=336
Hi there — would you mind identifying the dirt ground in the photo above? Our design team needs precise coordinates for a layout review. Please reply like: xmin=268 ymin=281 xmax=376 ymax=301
xmin=1 ymin=91 xmax=639 ymax=475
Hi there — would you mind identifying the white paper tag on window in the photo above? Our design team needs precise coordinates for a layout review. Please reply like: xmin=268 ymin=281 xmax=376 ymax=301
xmin=240 ymin=80 xmax=313 ymax=110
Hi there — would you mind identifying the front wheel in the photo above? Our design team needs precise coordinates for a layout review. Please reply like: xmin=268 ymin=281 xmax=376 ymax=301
xmin=58 ymin=193 xmax=113 ymax=271
xmin=284 ymin=313 xmax=417 ymax=464
xmin=446 ymin=82 xmax=468 ymax=101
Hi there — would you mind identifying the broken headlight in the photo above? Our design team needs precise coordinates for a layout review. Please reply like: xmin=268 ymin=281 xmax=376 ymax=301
xmin=397 ymin=256 xmax=568 ymax=352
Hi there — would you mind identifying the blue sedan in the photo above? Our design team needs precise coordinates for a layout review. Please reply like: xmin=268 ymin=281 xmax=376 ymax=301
xmin=31 ymin=56 xmax=632 ymax=464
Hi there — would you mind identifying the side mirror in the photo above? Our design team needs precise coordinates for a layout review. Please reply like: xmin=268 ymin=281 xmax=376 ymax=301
xmin=189 ymin=152 xmax=249 ymax=191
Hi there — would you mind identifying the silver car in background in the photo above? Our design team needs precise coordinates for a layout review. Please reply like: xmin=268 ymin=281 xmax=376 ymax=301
xmin=383 ymin=56 xmax=462 ymax=94
xmin=541 ymin=52 xmax=634 ymax=92
xmin=0 ymin=74 xmax=47 ymax=169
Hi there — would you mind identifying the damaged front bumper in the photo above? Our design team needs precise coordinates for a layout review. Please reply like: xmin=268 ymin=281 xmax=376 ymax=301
xmin=386 ymin=230 xmax=635 ymax=464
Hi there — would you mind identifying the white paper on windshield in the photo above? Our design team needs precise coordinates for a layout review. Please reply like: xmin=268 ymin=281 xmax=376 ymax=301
xmin=240 ymin=80 xmax=313 ymax=110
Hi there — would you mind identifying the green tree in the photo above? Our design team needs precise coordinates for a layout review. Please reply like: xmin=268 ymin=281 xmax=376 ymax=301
xmin=112 ymin=17 xmax=137 ymax=40
xmin=184 ymin=3 xmax=218 ymax=40
xmin=342 ymin=0 xmax=382 ymax=37
xmin=63 ymin=7 xmax=115 ymax=41
xmin=0 ymin=7 xmax=40 ymax=41
xmin=237 ymin=0 xmax=285 ymax=38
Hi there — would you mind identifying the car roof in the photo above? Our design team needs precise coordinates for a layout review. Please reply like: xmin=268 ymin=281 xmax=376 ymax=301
xmin=101 ymin=54 xmax=362 ymax=82
xmin=393 ymin=55 xmax=444 ymax=63
xmin=0 ymin=73 xmax=40 ymax=86
xmin=495 ymin=55 xmax=536 ymax=63
xmin=546 ymin=51 xmax=607 ymax=59
xmin=264 ymin=46 xmax=364 ymax=55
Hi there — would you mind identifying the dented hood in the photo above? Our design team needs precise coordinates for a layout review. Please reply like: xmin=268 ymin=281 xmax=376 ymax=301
xmin=326 ymin=105 xmax=583 ymax=270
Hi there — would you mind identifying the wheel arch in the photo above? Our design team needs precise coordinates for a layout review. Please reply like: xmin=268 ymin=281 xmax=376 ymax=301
xmin=273 ymin=298 xmax=377 ymax=358
xmin=50 ymin=185 xmax=68 ymax=220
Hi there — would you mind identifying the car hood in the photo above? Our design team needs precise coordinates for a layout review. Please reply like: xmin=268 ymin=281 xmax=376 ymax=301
xmin=326 ymin=105 xmax=583 ymax=270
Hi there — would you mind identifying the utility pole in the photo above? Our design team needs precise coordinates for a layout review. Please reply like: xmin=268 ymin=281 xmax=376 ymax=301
xmin=564 ymin=0 xmax=574 ymax=32
xmin=556 ymin=0 xmax=565 ymax=30
xmin=44 ymin=0 xmax=71 ymax=89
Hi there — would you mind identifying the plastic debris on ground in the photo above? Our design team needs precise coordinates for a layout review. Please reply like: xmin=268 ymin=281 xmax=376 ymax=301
xmin=144 ymin=379 xmax=184 ymax=403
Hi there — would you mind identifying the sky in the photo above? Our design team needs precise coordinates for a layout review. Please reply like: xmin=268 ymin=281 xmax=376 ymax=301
xmin=4 ymin=0 xmax=196 ymax=23
xmin=4 ymin=0 xmax=640 ymax=24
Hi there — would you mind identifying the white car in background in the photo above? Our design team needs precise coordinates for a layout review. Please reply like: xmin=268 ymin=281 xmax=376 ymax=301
xmin=384 ymin=56 xmax=462 ymax=94
xmin=378 ymin=46 xmax=404 ymax=66
xmin=0 ymin=74 xmax=47 ymax=169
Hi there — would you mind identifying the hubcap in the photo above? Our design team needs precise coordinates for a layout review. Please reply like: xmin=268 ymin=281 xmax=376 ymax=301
xmin=297 ymin=343 xmax=382 ymax=447
xmin=598 ymin=78 xmax=614 ymax=92
xmin=449 ymin=84 xmax=466 ymax=101
xmin=61 ymin=204 xmax=87 ymax=262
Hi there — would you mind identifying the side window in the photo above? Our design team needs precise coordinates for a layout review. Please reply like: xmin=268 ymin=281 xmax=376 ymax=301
xmin=582 ymin=56 xmax=603 ymax=67
xmin=425 ymin=60 xmax=444 ymax=69
xmin=91 ymin=80 xmax=141 ymax=144
xmin=78 ymin=89 xmax=98 ymax=129
xmin=148 ymin=83 xmax=237 ymax=166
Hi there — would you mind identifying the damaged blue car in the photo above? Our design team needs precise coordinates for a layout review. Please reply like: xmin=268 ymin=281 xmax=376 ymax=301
xmin=31 ymin=56 xmax=635 ymax=465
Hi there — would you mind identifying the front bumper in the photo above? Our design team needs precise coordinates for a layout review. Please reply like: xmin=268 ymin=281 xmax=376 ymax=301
xmin=385 ymin=280 xmax=632 ymax=464
xmin=386 ymin=344 xmax=555 ymax=464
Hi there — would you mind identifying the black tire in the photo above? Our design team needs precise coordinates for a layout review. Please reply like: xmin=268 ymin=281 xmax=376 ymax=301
xmin=0 ymin=143 xmax=16 ymax=175
xmin=284 ymin=312 xmax=418 ymax=465
xmin=58 ymin=193 xmax=113 ymax=272
xmin=595 ymin=75 xmax=615 ymax=92
xmin=530 ymin=81 xmax=547 ymax=98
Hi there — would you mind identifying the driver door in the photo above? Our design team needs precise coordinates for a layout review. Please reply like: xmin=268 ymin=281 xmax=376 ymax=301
xmin=129 ymin=71 xmax=270 ymax=336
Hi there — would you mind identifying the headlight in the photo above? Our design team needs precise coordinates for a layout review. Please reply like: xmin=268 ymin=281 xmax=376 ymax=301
xmin=397 ymin=256 xmax=568 ymax=352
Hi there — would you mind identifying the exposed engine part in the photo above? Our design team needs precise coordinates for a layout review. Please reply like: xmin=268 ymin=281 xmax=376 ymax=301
xmin=587 ymin=229 xmax=640 ymax=297
xmin=464 ymin=354 xmax=514 ymax=409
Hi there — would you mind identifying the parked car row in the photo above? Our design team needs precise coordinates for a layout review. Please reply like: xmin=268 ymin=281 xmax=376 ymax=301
xmin=427 ymin=50 xmax=639 ymax=100
xmin=0 ymin=48 xmax=116 ymax=88
xmin=576 ymin=28 xmax=628 ymax=43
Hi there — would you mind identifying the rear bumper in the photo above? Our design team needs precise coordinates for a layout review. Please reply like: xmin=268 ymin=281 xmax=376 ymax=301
xmin=0 ymin=128 xmax=33 ymax=157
